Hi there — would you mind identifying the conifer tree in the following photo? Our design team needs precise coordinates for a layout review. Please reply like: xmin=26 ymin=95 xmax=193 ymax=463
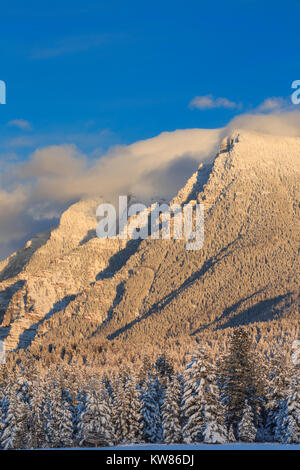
xmin=73 ymin=389 xmax=86 ymax=445
xmin=181 ymin=350 xmax=206 ymax=443
xmin=59 ymin=401 xmax=74 ymax=447
xmin=276 ymin=339 xmax=300 ymax=443
xmin=0 ymin=390 xmax=7 ymax=444
xmin=265 ymin=353 xmax=290 ymax=442
xmin=238 ymin=400 xmax=257 ymax=442
xmin=220 ymin=328 xmax=259 ymax=434
xmin=45 ymin=382 xmax=62 ymax=448
xmin=181 ymin=346 xmax=226 ymax=443
xmin=228 ymin=424 xmax=236 ymax=442
xmin=155 ymin=354 xmax=174 ymax=384
xmin=111 ymin=371 xmax=129 ymax=443
xmin=252 ymin=351 xmax=269 ymax=441
xmin=1 ymin=385 xmax=29 ymax=449
xmin=202 ymin=385 xmax=228 ymax=444
xmin=141 ymin=372 xmax=164 ymax=443
xmin=110 ymin=378 xmax=122 ymax=444
xmin=112 ymin=372 xmax=143 ymax=444
xmin=79 ymin=382 xmax=114 ymax=447
xmin=28 ymin=380 xmax=46 ymax=449
xmin=124 ymin=375 xmax=143 ymax=443
xmin=162 ymin=375 xmax=182 ymax=444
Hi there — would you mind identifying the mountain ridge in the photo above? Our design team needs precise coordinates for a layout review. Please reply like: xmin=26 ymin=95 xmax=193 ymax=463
xmin=0 ymin=129 xmax=299 ymax=366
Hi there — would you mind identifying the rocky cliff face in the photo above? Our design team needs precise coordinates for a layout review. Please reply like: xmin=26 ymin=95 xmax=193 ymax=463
xmin=0 ymin=130 xmax=299 ymax=359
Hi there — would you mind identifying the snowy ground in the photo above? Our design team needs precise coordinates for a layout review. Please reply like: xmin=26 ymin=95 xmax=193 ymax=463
xmin=64 ymin=443 xmax=300 ymax=450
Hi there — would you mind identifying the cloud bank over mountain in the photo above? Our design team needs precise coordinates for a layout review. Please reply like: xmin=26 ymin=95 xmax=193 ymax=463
xmin=1 ymin=107 xmax=300 ymax=259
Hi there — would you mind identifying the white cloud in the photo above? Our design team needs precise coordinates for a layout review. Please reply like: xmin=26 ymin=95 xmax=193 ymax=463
xmin=256 ymin=97 xmax=288 ymax=112
xmin=8 ymin=119 xmax=32 ymax=130
xmin=14 ymin=128 xmax=221 ymax=204
xmin=189 ymin=94 xmax=239 ymax=110
xmin=226 ymin=109 xmax=300 ymax=137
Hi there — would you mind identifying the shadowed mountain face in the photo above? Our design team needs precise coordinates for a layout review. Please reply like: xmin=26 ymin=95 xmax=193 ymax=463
xmin=0 ymin=130 xmax=299 ymax=364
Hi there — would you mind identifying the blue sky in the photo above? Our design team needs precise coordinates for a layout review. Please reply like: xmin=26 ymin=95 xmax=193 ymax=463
xmin=1 ymin=0 xmax=300 ymax=259
xmin=1 ymin=0 xmax=300 ymax=160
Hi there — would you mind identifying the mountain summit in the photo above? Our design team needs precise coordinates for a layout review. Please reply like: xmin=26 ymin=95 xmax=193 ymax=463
xmin=0 ymin=130 xmax=299 ymax=367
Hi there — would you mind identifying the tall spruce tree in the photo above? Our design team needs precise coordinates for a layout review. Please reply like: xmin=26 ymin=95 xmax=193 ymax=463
xmin=238 ymin=400 xmax=257 ymax=442
xmin=59 ymin=401 xmax=74 ymax=447
xmin=220 ymin=328 xmax=260 ymax=435
xmin=162 ymin=375 xmax=182 ymax=444
xmin=28 ymin=380 xmax=46 ymax=449
xmin=228 ymin=425 xmax=236 ymax=442
xmin=265 ymin=353 xmax=290 ymax=442
xmin=202 ymin=382 xmax=228 ymax=444
xmin=79 ymin=382 xmax=114 ymax=447
xmin=112 ymin=372 xmax=143 ymax=444
xmin=73 ymin=389 xmax=87 ymax=445
xmin=276 ymin=339 xmax=300 ymax=443
xmin=0 ymin=389 xmax=7 ymax=444
xmin=155 ymin=354 xmax=174 ymax=384
xmin=182 ymin=346 xmax=227 ymax=443
xmin=45 ymin=381 xmax=62 ymax=448
xmin=1 ymin=385 xmax=29 ymax=449
xmin=141 ymin=372 xmax=164 ymax=443
xmin=181 ymin=350 xmax=205 ymax=443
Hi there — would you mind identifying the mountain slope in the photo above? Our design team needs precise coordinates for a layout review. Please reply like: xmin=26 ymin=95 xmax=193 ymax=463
xmin=0 ymin=130 xmax=299 ymax=365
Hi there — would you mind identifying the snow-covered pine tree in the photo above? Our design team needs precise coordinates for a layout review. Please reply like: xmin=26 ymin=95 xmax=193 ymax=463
xmin=111 ymin=370 xmax=129 ymax=443
xmin=162 ymin=375 xmax=182 ymax=444
xmin=252 ymin=351 xmax=269 ymax=442
xmin=276 ymin=339 xmax=300 ymax=443
xmin=112 ymin=371 xmax=143 ymax=444
xmin=155 ymin=354 xmax=174 ymax=384
xmin=0 ymin=388 xmax=7 ymax=444
xmin=44 ymin=381 xmax=63 ymax=448
xmin=110 ymin=377 xmax=122 ymax=444
xmin=28 ymin=380 xmax=46 ymax=449
xmin=265 ymin=353 xmax=290 ymax=442
xmin=79 ymin=381 xmax=114 ymax=447
xmin=238 ymin=400 xmax=257 ymax=442
xmin=181 ymin=350 xmax=205 ymax=443
xmin=123 ymin=374 xmax=143 ymax=443
xmin=141 ymin=372 xmax=164 ymax=443
xmin=59 ymin=401 xmax=74 ymax=447
xmin=228 ymin=425 xmax=236 ymax=442
xmin=202 ymin=379 xmax=228 ymax=444
xmin=73 ymin=389 xmax=86 ymax=445
xmin=220 ymin=328 xmax=259 ymax=435
xmin=181 ymin=346 xmax=226 ymax=443
xmin=0 ymin=402 xmax=3 ymax=444
xmin=0 ymin=372 xmax=13 ymax=447
xmin=1 ymin=384 xmax=30 ymax=449
xmin=138 ymin=356 xmax=153 ymax=382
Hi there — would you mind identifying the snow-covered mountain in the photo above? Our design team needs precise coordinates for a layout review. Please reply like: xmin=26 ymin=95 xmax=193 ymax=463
xmin=0 ymin=130 xmax=299 ymax=365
